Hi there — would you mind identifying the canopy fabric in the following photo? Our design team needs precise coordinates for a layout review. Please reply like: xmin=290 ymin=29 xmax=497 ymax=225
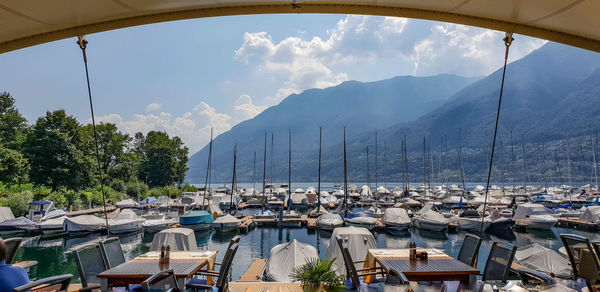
xmin=514 ymin=203 xmax=550 ymax=219
xmin=0 ymin=216 xmax=35 ymax=230
xmin=263 ymin=239 xmax=319 ymax=282
xmin=325 ymin=226 xmax=377 ymax=275
xmin=116 ymin=199 xmax=139 ymax=208
xmin=383 ymin=208 xmax=411 ymax=225
xmin=150 ymin=227 xmax=198 ymax=251
xmin=514 ymin=243 xmax=571 ymax=278
xmin=579 ymin=206 xmax=600 ymax=223
xmin=0 ymin=207 xmax=15 ymax=222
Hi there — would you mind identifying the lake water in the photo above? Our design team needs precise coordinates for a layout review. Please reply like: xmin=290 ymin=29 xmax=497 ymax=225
xmin=13 ymin=218 xmax=600 ymax=284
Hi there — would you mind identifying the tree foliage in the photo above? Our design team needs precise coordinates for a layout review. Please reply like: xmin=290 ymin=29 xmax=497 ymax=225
xmin=136 ymin=131 xmax=189 ymax=187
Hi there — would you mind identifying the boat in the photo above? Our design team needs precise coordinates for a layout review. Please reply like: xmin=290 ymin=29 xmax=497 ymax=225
xmin=115 ymin=198 xmax=140 ymax=209
xmin=38 ymin=216 xmax=67 ymax=235
xmin=514 ymin=243 xmax=571 ymax=279
xmin=179 ymin=210 xmax=214 ymax=231
xmin=345 ymin=212 xmax=377 ymax=230
xmin=453 ymin=210 xmax=491 ymax=231
xmin=325 ymin=226 xmax=377 ymax=275
xmin=579 ymin=206 xmax=600 ymax=223
xmin=412 ymin=210 xmax=449 ymax=231
xmin=364 ymin=206 xmax=384 ymax=218
xmin=316 ymin=213 xmax=344 ymax=231
xmin=263 ymin=239 xmax=319 ymax=282
xmin=107 ymin=209 xmax=145 ymax=234
xmin=212 ymin=214 xmax=241 ymax=232
xmin=255 ymin=209 xmax=276 ymax=220
xmin=143 ymin=216 xmax=177 ymax=233
xmin=382 ymin=208 xmax=411 ymax=231
xmin=514 ymin=203 xmax=558 ymax=230
xmin=150 ymin=228 xmax=198 ymax=251
xmin=26 ymin=201 xmax=65 ymax=222
xmin=63 ymin=215 xmax=106 ymax=234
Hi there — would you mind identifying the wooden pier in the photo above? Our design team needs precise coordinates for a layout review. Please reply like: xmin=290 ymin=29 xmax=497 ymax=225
xmin=557 ymin=218 xmax=599 ymax=231
xmin=237 ymin=216 xmax=255 ymax=232
xmin=238 ymin=259 xmax=267 ymax=282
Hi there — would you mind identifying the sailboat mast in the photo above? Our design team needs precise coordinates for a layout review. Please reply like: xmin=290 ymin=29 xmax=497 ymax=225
xmin=230 ymin=144 xmax=237 ymax=214
xmin=317 ymin=127 xmax=322 ymax=211
xmin=566 ymin=141 xmax=572 ymax=188
xmin=540 ymin=140 xmax=549 ymax=191
xmin=384 ymin=141 xmax=387 ymax=190
xmin=270 ymin=133 xmax=274 ymax=193
xmin=288 ymin=131 xmax=292 ymax=212
xmin=253 ymin=151 xmax=256 ymax=195
xmin=366 ymin=145 xmax=370 ymax=191
xmin=458 ymin=129 xmax=466 ymax=194
xmin=554 ymin=150 xmax=564 ymax=186
xmin=375 ymin=131 xmax=378 ymax=192
xmin=202 ymin=127 xmax=213 ymax=210
xmin=521 ymin=136 xmax=528 ymax=188
xmin=510 ymin=129 xmax=516 ymax=189
xmin=592 ymin=135 xmax=599 ymax=189
xmin=262 ymin=132 xmax=267 ymax=213
xmin=343 ymin=127 xmax=348 ymax=216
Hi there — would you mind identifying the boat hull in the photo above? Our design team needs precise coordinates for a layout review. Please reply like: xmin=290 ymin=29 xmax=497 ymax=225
xmin=345 ymin=221 xmax=376 ymax=230
xmin=213 ymin=222 xmax=238 ymax=232
xmin=180 ymin=222 xmax=213 ymax=231
xmin=108 ymin=220 xmax=143 ymax=234
xmin=456 ymin=218 xmax=491 ymax=231
xmin=384 ymin=222 xmax=411 ymax=231
xmin=413 ymin=218 xmax=447 ymax=232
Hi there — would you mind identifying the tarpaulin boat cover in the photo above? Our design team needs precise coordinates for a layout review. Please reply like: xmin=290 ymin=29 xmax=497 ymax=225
xmin=111 ymin=209 xmax=140 ymax=220
xmin=383 ymin=208 xmax=411 ymax=225
xmin=139 ymin=196 xmax=157 ymax=205
xmin=213 ymin=214 xmax=241 ymax=224
xmin=403 ymin=198 xmax=422 ymax=206
xmin=290 ymin=193 xmax=307 ymax=204
xmin=317 ymin=213 xmax=343 ymax=226
xmin=0 ymin=207 xmax=15 ymax=221
xmin=325 ymin=226 xmax=377 ymax=276
xmin=419 ymin=210 xmax=449 ymax=224
xmin=0 ymin=216 xmax=35 ymax=230
xmin=541 ymin=283 xmax=577 ymax=292
xmin=416 ymin=202 xmax=435 ymax=215
xmin=179 ymin=210 xmax=214 ymax=225
xmin=579 ymin=206 xmax=600 ymax=223
xmin=309 ymin=205 xmax=329 ymax=216
xmin=39 ymin=216 xmax=66 ymax=229
xmin=150 ymin=228 xmax=197 ymax=251
xmin=514 ymin=243 xmax=571 ymax=278
xmin=64 ymin=215 xmax=106 ymax=232
xmin=264 ymin=239 xmax=319 ymax=282
xmin=116 ymin=199 xmax=139 ymax=208
xmin=514 ymin=203 xmax=550 ymax=219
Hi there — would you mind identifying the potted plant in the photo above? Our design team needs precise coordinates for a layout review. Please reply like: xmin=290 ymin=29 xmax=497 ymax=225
xmin=290 ymin=258 xmax=345 ymax=292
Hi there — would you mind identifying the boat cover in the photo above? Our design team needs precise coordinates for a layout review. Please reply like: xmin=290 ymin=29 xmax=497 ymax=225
xmin=111 ymin=209 xmax=140 ymax=220
xmin=213 ymin=214 xmax=241 ymax=224
xmin=38 ymin=216 xmax=66 ymax=229
xmin=264 ymin=239 xmax=319 ymax=282
xmin=514 ymin=243 xmax=571 ymax=278
xmin=290 ymin=193 xmax=307 ymax=204
xmin=317 ymin=213 xmax=343 ymax=226
xmin=419 ymin=210 xmax=449 ymax=224
xmin=579 ymin=206 xmax=600 ymax=223
xmin=325 ymin=226 xmax=377 ymax=275
xmin=403 ymin=198 xmax=422 ymax=206
xmin=0 ymin=216 xmax=35 ymax=230
xmin=208 ymin=204 xmax=223 ymax=217
xmin=64 ymin=215 xmax=106 ymax=232
xmin=309 ymin=205 xmax=329 ymax=216
xmin=116 ymin=199 xmax=139 ymax=208
xmin=416 ymin=202 xmax=435 ymax=215
xmin=139 ymin=196 xmax=157 ymax=205
xmin=541 ymin=283 xmax=577 ymax=292
xmin=150 ymin=228 xmax=197 ymax=251
xmin=0 ymin=207 xmax=15 ymax=221
xmin=383 ymin=208 xmax=411 ymax=225
xmin=180 ymin=210 xmax=214 ymax=225
xmin=514 ymin=203 xmax=551 ymax=219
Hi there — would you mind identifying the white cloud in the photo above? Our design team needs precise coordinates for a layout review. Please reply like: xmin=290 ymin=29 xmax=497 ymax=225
xmin=235 ymin=15 xmax=547 ymax=104
xmin=97 ymin=95 xmax=267 ymax=153
xmin=145 ymin=102 xmax=162 ymax=112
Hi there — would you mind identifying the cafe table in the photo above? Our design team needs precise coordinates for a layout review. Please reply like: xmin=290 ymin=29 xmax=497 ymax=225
xmin=97 ymin=250 xmax=217 ymax=290
xmin=363 ymin=248 xmax=479 ymax=283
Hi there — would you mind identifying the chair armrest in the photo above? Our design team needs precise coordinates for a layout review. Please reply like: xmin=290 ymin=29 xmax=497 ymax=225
xmin=14 ymin=274 xmax=73 ymax=291
xmin=186 ymin=283 xmax=215 ymax=289
xmin=353 ymin=260 xmax=366 ymax=263
xmin=197 ymin=271 xmax=220 ymax=276
xmin=13 ymin=261 xmax=38 ymax=269
xmin=356 ymin=267 xmax=385 ymax=272
xmin=357 ymin=271 xmax=387 ymax=278
xmin=515 ymin=268 xmax=555 ymax=286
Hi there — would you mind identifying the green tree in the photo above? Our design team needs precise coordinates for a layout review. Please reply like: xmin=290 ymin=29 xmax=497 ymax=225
xmin=0 ymin=146 xmax=30 ymax=184
xmin=136 ymin=131 xmax=189 ymax=187
xmin=0 ymin=92 xmax=28 ymax=150
xmin=24 ymin=110 xmax=93 ymax=190
xmin=81 ymin=122 xmax=135 ymax=182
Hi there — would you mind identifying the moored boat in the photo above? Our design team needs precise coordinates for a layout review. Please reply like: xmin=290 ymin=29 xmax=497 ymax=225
xmin=179 ymin=210 xmax=214 ymax=231
xmin=316 ymin=213 xmax=344 ymax=231
xmin=263 ymin=239 xmax=319 ymax=282
xmin=212 ymin=214 xmax=241 ymax=232
xmin=382 ymin=208 xmax=411 ymax=231
xmin=345 ymin=212 xmax=377 ymax=230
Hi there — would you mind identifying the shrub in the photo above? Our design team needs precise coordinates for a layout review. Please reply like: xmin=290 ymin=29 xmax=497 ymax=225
xmin=0 ymin=190 xmax=34 ymax=216
xmin=290 ymin=258 xmax=344 ymax=288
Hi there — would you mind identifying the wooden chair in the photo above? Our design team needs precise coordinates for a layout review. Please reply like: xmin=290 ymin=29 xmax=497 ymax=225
xmin=335 ymin=235 xmax=388 ymax=288
xmin=457 ymin=234 xmax=482 ymax=268
xmin=73 ymin=243 xmax=108 ymax=291
xmin=211 ymin=235 xmax=240 ymax=269
xmin=141 ymin=269 xmax=180 ymax=291
xmin=186 ymin=243 xmax=239 ymax=292
xmin=13 ymin=274 xmax=72 ymax=292
xmin=99 ymin=237 xmax=126 ymax=268
xmin=4 ymin=237 xmax=23 ymax=263
xmin=560 ymin=234 xmax=600 ymax=292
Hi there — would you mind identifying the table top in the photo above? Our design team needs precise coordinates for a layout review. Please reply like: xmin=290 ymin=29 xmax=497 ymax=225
xmin=367 ymin=248 xmax=478 ymax=276
xmin=97 ymin=251 xmax=216 ymax=279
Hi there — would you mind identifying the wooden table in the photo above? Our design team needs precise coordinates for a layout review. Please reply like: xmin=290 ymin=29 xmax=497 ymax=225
xmin=97 ymin=251 xmax=217 ymax=290
xmin=364 ymin=248 xmax=479 ymax=283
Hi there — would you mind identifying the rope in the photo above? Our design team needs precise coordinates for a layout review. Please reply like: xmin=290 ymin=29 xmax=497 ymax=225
xmin=480 ymin=32 xmax=514 ymax=232
xmin=77 ymin=36 xmax=111 ymax=235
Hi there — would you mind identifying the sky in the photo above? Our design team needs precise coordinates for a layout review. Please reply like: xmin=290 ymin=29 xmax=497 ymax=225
xmin=0 ymin=14 xmax=547 ymax=154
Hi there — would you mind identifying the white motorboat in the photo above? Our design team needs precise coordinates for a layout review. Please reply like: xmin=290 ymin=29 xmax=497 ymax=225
xmin=364 ymin=206 xmax=384 ymax=218
xmin=212 ymin=214 xmax=241 ymax=232
xmin=382 ymin=208 xmax=411 ymax=231
xmin=345 ymin=212 xmax=377 ymax=230
xmin=412 ymin=210 xmax=448 ymax=231
xmin=64 ymin=215 xmax=106 ymax=234
xmin=27 ymin=201 xmax=65 ymax=222
xmin=514 ymin=203 xmax=558 ymax=230
xmin=317 ymin=213 xmax=344 ymax=231
xmin=143 ymin=217 xmax=177 ymax=233
xmin=107 ymin=209 xmax=145 ymax=234
xmin=456 ymin=216 xmax=492 ymax=231
xmin=263 ymin=239 xmax=319 ymax=282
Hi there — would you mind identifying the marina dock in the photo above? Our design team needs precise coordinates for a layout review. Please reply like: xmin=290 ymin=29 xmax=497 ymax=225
xmin=557 ymin=218 xmax=600 ymax=230
xmin=237 ymin=259 xmax=267 ymax=282
xmin=66 ymin=206 xmax=116 ymax=217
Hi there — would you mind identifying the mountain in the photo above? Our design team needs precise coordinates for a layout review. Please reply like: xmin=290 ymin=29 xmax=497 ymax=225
xmin=186 ymin=74 xmax=479 ymax=183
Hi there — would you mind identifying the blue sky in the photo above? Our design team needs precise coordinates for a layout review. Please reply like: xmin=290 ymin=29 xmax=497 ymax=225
xmin=0 ymin=14 xmax=546 ymax=153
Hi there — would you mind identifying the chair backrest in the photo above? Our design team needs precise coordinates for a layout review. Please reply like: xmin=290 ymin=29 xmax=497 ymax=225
xmin=73 ymin=243 xmax=108 ymax=288
xmin=100 ymin=237 xmax=126 ymax=268
xmin=457 ymin=234 xmax=482 ymax=268
xmin=141 ymin=269 xmax=179 ymax=290
xmin=215 ymin=243 xmax=240 ymax=290
xmin=13 ymin=274 xmax=72 ymax=292
xmin=5 ymin=237 xmax=23 ymax=264
xmin=228 ymin=235 xmax=241 ymax=249
xmin=335 ymin=235 xmax=360 ymax=288
xmin=482 ymin=242 xmax=517 ymax=283
xmin=560 ymin=234 xmax=600 ymax=287
xmin=385 ymin=268 xmax=409 ymax=286
xmin=593 ymin=241 xmax=600 ymax=262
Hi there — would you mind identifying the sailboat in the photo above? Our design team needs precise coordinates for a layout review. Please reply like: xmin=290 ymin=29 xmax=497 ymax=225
xmin=263 ymin=239 xmax=319 ymax=282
